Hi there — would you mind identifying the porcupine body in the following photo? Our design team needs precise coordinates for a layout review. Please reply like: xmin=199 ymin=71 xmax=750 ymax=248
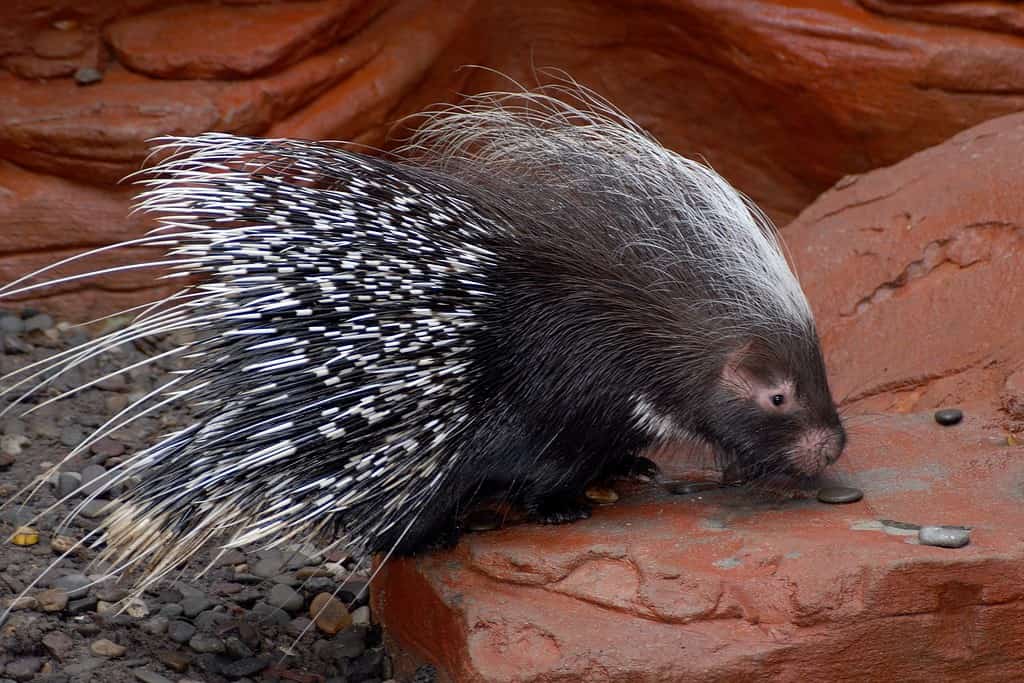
xmin=1 ymin=83 xmax=845 ymax=589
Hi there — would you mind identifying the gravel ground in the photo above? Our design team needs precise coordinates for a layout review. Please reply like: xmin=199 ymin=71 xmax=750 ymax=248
xmin=0 ymin=309 xmax=435 ymax=683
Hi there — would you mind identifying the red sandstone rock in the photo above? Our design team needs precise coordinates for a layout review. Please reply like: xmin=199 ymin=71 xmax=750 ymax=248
xmin=375 ymin=414 xmax=1024 ymax=681
xmin=6 ymin=0 xmax=1024 ymax=314
xmin=0 ymin=161 xmax=175 ymax=319
xmin=104 ymin=1 xmax=363 ymax=80
xmin=374 ymin=108 xmax=1024 ymax=682
xmin=784 ymin=111 xmax=1024 ymax=419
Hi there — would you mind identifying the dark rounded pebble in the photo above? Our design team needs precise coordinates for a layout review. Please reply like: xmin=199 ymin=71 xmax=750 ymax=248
xmin=934 ymin=408 xmax=963 ymax=426
xmin=180 ymin=595 xmax=214 ymax=618
xmin=816 ymin=486 xmax=864 ymax=504
xmin=167 ymin=619 xmax=196 ymax=644
xmin=665 ymin=481 xmax=722 ymax=495
xmin=224 ymin=636 xmax=253 ymax=659
xmin=188 ymin=633 xmax=226 ymax=654
xmin=333 ymin=625 xmax=369 ymax=659
xmin=919 ymin=525 xmax=971 ymax=548
xmin=221 ymin=657 xmax=270 ymax=679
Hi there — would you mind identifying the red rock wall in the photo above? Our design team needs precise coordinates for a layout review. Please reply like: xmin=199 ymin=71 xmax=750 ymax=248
xmin=4 ymin=0 xmax=1024 ymax=319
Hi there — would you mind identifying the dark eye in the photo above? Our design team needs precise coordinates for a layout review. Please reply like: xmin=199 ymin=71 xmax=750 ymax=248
xmin=771 ymin=394 xmax=785 ymax=407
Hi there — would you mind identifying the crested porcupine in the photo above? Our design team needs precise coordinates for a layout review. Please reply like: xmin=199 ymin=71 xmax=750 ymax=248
xmin=0 ymin=80 xmax=845 ymax=595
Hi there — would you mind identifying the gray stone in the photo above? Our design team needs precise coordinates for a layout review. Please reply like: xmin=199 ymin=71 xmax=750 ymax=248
xmin=79 ymin=464 xmax=108 ymax=496
xmin=133 ymin=670 xmax=174 ymax=683
xmin=188 ymin=634 xmax=225 ymax=654
xmin=181 ymin=595 xmax=214 ymax=618
xmin=79 ymin=499 xmax=110 ymax=519
xmin=23 ymin=314 xmax=53 ymax=332
xmin=193 ymin=609 xmax=231 ymax=632
xmin=59 ymin=425 xmax=84 ymax=448
xmin=41 ymin=630 xmax=73 ymax=658
xmin=267 ymin=584 xmax=304 ymax=613
xmin=919 ymin=525 xmax=971 ymax=549
xmin=250 ymin=601 xmax=290 ymax=626
xmin=159 ymin=603 xmax=184 ymax=618
xmin=221 ymin=657 xmax=270 ymax=679
xmin=58 ymin=471 xmax=82 ymax=498
xmin=0 ymin=315 xmax=24 ymax=334
xmin=224 ymin=636 xmax=253 ymax=659
xmin=140 ymin=615 xmax=169 ymax=636
xmin=249 ymin=551 xmax=287 ymax=578
xmin=63 ymin=658 xmax=104 ymax=676
xmin=51 ymin=572 xmax=91 ymax=599
xmin=333 ymin=625 xmax=368 ymax=660
xmin=168 ymin=619 xmax=196 ymax=644
xmin=74 ymin=66 xmax=103 ymax=85
xmin=4 ymin=657 xmax=41 ymax=682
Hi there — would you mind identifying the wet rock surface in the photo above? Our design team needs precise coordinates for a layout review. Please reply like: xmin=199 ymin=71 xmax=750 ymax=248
xmin=0 ymin=312 xmax=397 ymax=682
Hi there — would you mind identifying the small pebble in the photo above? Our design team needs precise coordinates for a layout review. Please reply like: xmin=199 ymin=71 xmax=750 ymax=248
xmin=0 ymin=315 xmax=25 ymax=334
xmin=159 ymin=603 xmax=184 ymax=619
xmin=90 ymin=638 xmax=127 ymax=657
xmin=7 ymin=596 xmax=38 ymax=611
xmin=134 ymin=670 xmax=174 ymax=683
xmin=351 ymin=605 xmax=371 ymax=626
xmin=180 ymin=595 xmax=213 ymax=618
xmin=23 ymin=314 xmax=53 ymax=332
xmin=51 ymin=572 xmax=90 ymax=598
xmin=934 ymin=408 xmax=963 ymax=426
xmin=4 ymin=657 xmax=41 ymax=682
xmin=74 ymin=66 xmax=103 ymax=85
xmin=79 ymin=463 xmax=108 ymax=495
xmin=42 ymin=631 xmax=73 ymax=658
xmin=155 ymin=650 xmax=192 ymax=673
xmin=333 ymin=625 xmax=368 ymax=659
xmin=188 ymin=634 xmax=225 ymax=654
xmin=309 ymin=592 xmax=351 ymax=635
xmin=224 ymin=635 xmax=253 ymax=659
xmin=584 ymin=485 xmax=619 ymax=505
xmin=11 ymin=526 xmax=39 ymax=546
xmin=295 ymin=566 xmax=333 ymax=579
xmin=58 ymin=471 xmax=83 ymax=498
xmin=0 ymin=434 xmax=28 ymax=456
xmin=250 ymin=601 xmax=290 ymax=626
xmin=816 ymin=486 xmax=864 ymax=504
xmin=167 ymin=619 xmax=196 ymax=644
xmin=268 ymin=584 xmax=304 ymax=613
xmin=68 ymin=595 xmax=99 ymax=613
xmin=465 ymin=509 xmax=501 ymax=532
xmin=37 ymin=587 xmax=68 ymax=612
xmin=918 ymin=525 xmax=970 ymax=549
xmin=665 ymin=481 xmax=722 ymax=495
xmin=79 ymin=499 xmax=110 ymax=519
xmin=221 ymin=657 xmax=270 ymax=678
xmin=140 ymin=615 xmax=169 ymax=636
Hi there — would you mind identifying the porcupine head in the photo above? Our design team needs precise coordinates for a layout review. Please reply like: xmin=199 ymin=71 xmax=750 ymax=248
xmin=0 ymin=79 xmax=847 ymax=596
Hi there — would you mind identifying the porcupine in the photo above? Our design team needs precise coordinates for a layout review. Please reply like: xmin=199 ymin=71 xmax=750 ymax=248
xmin=0 ymin=81 xmax=846 ymax=595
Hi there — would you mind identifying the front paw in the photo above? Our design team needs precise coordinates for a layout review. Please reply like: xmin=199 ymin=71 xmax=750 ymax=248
xmin=527 ymin=499 xmax=592 ymax=525
xmin=616 ymin=455 xmax=662 ymax=482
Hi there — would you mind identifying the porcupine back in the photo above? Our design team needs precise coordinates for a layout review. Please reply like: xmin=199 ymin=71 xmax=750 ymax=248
xmin=0 ymin=81 xmax=818 ymax=594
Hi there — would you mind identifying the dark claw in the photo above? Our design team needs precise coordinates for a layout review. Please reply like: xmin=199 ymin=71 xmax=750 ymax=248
xmin=528 ymin=500 xmax=592 ymax=525
xmin=622 ymin=456 xmax=663 ymax=483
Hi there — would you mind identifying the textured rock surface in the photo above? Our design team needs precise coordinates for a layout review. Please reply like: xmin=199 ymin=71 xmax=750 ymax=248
xmin=6 ymin=0 xmax=1024 ymax=315
xmin=375 ymin=414 xmax=1024 ymax=682
xmin=785 ymin=111 xmax=1024 ymax=420
xmin=373 ymin=111 xmax=1024 ymax=680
